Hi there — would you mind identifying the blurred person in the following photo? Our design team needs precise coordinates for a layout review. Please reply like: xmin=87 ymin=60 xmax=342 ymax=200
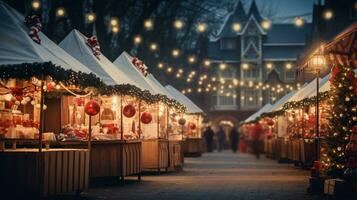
xmin=203 ymin=126 xmax=214 ymax=152
xmin=216 ymin=126 xmax=226 ymax=152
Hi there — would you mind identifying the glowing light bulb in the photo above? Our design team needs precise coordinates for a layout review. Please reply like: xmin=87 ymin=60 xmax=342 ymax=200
xmin=110 ymin=18 xmax=119 ymax=26
xmin=56 ymin=7 xmax=65 ymax=17
xmin=294 ymin=17 xmax=304 ymax=27
xmin=242 ymin=63 xmax=249 ymax=70
xmin=232 ymin=23 xmax=241 ymax=32
xmin=204 ymin=59 xmax=211 ymax=67
xmin=150 ymin=43 xmax=158 ymax=51
xmin=172 ymin=49 xmax=180 ymax=57
xmin=134 ymin=35 xmax=142 ymax=44
xmin=157 ymin=62 xmax=164 ymax=69
xmin=285 ymin=63 xmax=292 ymax=70
xmin=87 ymin=13 xmax=96 ymax=23
xmin=261 ymin=20 xmax=271 ymax=29
xmin=112 ymin=26 xmax=119 ymax=33
xmin=188 ymin=56 xmax=196 ymax=63
xmin=197 ymin=23 xmax=207 ymax=33
xmin=266 ymin=63 xmax=273 ymax=70
xmin=144 ymin=19 xmax=154 ymax=30
xmin=32 ymin=1 xmax=40 ymax=10
xmin=219 ymin=63 xmax=227 ymax=70
xmin=323 ymin=10 xmax=333 ymax=20
xmin=174 ymin=19 xmax=184 ymax=30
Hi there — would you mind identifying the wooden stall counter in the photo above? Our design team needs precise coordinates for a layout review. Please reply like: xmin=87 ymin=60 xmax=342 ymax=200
xmin=141 ymin=139 xmax=169 ymax=172
xmin=168 ymin=140 xmax=184 ymax=171
xmin=58 ymin=140 xmax=142 ymax=181
xmin=183 ymin=138 xmax=203 ymax=157
xmin=0 ymin=148 xmax=89 ymax=198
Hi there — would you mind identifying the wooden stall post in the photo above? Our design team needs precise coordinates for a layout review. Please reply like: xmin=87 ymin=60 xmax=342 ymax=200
xmin=38 ymin=77 xmax=45 ymax=152
xmin=137 ymin=99 xmax=142 ymax=180
xmin=120 ymin=95 xmax=125 ymax=182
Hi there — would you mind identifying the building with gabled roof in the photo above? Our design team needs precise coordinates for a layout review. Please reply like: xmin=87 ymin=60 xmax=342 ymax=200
xmin=203 ymin=0 xmax=311 ymax=128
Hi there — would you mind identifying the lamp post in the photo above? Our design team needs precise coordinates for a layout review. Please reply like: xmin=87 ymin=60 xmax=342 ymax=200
xmin=308 ymin=51 xmax=326 ymax=165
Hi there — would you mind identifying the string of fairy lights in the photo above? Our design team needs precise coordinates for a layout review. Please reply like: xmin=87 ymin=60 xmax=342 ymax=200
xmin=30 ymin=0 xmax=337 ymax=102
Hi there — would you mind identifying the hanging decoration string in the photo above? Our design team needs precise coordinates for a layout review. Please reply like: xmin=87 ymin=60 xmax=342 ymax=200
xmin=24 ymin=15 xmax=42 ymax=44
xmin=59 ymin=82 xmax=93 ymax=97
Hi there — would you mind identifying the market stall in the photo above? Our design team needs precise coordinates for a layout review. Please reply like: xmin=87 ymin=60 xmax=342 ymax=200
xmin=114 ymin=52 xmax=184 ymax=172
xmin=58 ymin=30 xmax=148 ymax=181
xmin=0 ymin=2 xmax=98 ymax=197
xmin=165 ymin=85 xmax=204 ymax=157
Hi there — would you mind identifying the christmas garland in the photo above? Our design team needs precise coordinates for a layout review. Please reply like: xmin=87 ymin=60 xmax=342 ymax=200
xmin=0 ymin=62 xmax=186 ymax=112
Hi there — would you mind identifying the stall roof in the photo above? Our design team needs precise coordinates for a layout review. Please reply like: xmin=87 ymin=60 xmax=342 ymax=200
xmin=0 ymin=1 xmax=91 ymax=74
xmin=113 ymin=52 xmax=166 ymax=95
xmin=165 ymin=85 xmax=203 ymax=114
xmin=147 ymin=74 xmax=175 ymax=99
xmin=268 ymin=90 xmax=297 ymax=112
xmin=306 ymin=74 xmax=330 ymax=98
xmin=60 ymin=30 xmax=148 ymax=87
xmin=244 ymin=103 xmax=272 ymax=123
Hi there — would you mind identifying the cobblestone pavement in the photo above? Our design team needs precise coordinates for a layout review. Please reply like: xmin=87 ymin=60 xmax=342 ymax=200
xmin=68 ymin=151 xmax=326 ymax=200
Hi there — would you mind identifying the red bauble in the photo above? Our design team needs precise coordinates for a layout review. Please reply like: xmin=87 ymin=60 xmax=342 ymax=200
xmin=189 ymin=122 xmax=196 ymax=130
xmin=140 ymin=112 xmax=152 ymax=124
xmin=5 ymin=101 xmax=15 ymax=109
xmin=123 ymin=105 xmax=136 ymax=118
xmin=178 ymin=118 xmax=186 ymax=125
xmin=15 ymin=95 xmax=23 ymax=101
xmin=84 ymin=100 xmax=100 ymax=116
xmin=74 ymin=97 xmax=85 ymax=106
xmin=266 ymin=118 xmax=274 ymax=126
xmin=46 ymin=82 xmax=55 ymax=92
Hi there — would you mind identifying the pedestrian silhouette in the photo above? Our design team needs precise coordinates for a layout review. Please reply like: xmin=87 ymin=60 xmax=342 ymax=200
xmin=216 ymin=126 xmax=226 ymax=152
xmin=203 ymin=126 xmax=214 ymax=152
xmin=229 ymin=126 xmax=239 ymax=153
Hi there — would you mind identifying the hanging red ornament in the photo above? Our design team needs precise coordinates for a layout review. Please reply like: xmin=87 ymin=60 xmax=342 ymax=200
xmin=140 ymin=112 xmax=152 ymax=124
xmin=46 ymin=82 xmax=55 ymax=92
xmin=123 ymin=105 xmax=136 ymax=118
xmin=84 ymin=100 xmax=100 ymax=116
xmin=266 ymin=118 xmax=274 ymax=126
xmin=74 ymin=97 xmax=85 ymax=106
xmin=178 ymin=118 xmax=186 ymax=125
xmin=189 ymin=122 xmax=196 ymax=130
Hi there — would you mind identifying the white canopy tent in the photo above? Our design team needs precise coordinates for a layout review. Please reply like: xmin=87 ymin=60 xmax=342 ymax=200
xmin=113 ymin=52 xmax=161 ymax=94
xmin=165 ymin=85 xmax=203 ymax=114
xmin=60 ymin=30 xmax=158 ymax=91
xmin=0 ymin=2 xmax=90 ymax=74
xmin=244 ymin=103 xmax=272 ymax=123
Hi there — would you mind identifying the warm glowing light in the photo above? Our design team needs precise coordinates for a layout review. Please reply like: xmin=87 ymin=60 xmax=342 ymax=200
xmin=197 ymin=88 xmax=202 ymax=93
xmin=323 ymin=10 xmax=333 ymax=20
xmin=178 ymin=69 xmax=183 ymax=73
xmin=261 ymin=20 xmax=271 ymax=29
xmin=176 ymin=74 xmax=181 ymax=78
xmin=174 ymin=19 xmax=184 ymax=30
xmin=219 ymin=63 xmax=227 ymax=70
xmin=196 ymin=23 xmax=207 ymax=33
xmin=144 ymin=19 xmax=154 ymax=30
xmin=150 ymin=43 xmax=158 ymax=51
xmin=232 ymin=23 xmax=241 ymax=32
xmin=56 ymin=8 xmax=65 ymax=17
xmin=285 ymin=63 xmax=292 ymax=70
xmin=242 ymin=63 xmax=249 ymax=70
xmin=112 ymin=26 xmax=119 ymax=33
xmin=133 ymin=35 xmax=142 ymax=44
xmin=266 ymin=63 xmax=273 ymax=70
xmin=167 ymin=67 xmax=173 ymax=73
xmin=32 ymin=1 xmax=40 ymax=10
xmin=110 ymin=18 xmax=119 ymax=26
xmin=309 ymin=54 xmax=326 ymax=70
xmin=294 ymin=17 xmax=304 ymax=27
xmin=86 ymin=13 xmax=96 ymax=23
xmin=188 ymin=56 xmax=196 ymax=63
xmin=187 ymin=88 xmax=192 ymax=93
xmin=204 ymin=59 xmax=211 ymax=67
xmin=157 ymin=62 xmax=164 ymax=69
xmin=172 ymin=49 xmax=180 ymax=57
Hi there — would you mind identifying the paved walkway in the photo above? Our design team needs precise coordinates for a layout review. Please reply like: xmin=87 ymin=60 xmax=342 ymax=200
xmin=72 ymin=151 xmax=324 ymax=200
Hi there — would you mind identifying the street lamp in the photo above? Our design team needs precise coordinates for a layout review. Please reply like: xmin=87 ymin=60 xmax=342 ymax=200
xmin=308 ymin=50 xmax=326 ymax=165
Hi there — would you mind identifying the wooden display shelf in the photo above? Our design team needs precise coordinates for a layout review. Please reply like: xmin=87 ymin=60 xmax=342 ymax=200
xmin=58 ymin=140 xmax=142 ymax=181
xmin=0 ymin=148 xmax=89 ymax=198
xmin=168 ymin=140 xmax=184 ymax=171
xmin=141 ymin=139 xmax=169 ymax=172
xmin=183 ymin=138 xmax=203 ymax=157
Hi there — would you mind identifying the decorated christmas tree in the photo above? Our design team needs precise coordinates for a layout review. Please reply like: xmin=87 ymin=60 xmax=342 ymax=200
xmin=322 ymin=64 xmax=357 ymax=177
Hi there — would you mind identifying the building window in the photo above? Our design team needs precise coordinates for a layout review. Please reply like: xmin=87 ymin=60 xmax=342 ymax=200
xmin=220 ymin=38 xmax=236 ymax=50
xmin=243 ymin=88 xmax=258 ymax=107
xmin=284 ymin=69 xmax=295 ymax=80
xmin=217 ymin=88 xmax=236 ymax=106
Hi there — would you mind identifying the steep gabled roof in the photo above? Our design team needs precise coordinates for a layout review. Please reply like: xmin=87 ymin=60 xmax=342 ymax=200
xmin=248 ymin=0 xmax=262 ymax=23
xmin=210 ymin=0 xmax=247 ymax=41
xmin=0 ymin=1 xmax=91 ymax=73
xmin=240 ymin=15 xmax=267 ymax=35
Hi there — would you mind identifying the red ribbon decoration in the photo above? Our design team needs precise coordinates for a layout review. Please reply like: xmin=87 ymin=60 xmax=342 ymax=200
xmin=24 ymin=15 xmax=42 ymax=44
xmin=131 ymin=57 xmax=148 ymax=77
xmin=86 ymin=36 xmax=101 ymax=59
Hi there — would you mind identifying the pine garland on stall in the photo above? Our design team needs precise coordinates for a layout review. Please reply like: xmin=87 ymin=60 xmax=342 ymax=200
xmin=322 ymin=64 xmax=357 ymax=177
